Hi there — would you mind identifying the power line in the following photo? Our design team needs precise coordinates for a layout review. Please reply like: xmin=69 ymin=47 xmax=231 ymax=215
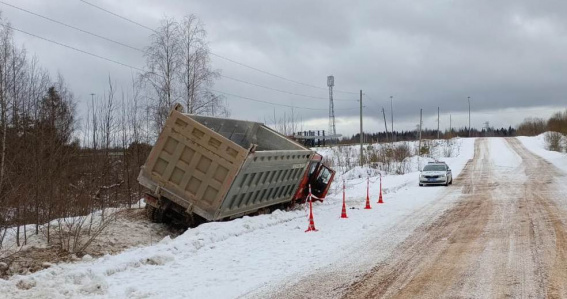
xmin=211 ymin=89 xmax=356 ymax=111
xmin=2 ymin=24 xmax=144 ymax=72
xmin=220 ymin=74 xmax=355 ymax=102
xmin=2 ymin=1 xmax=355 ymax=102
xmin=78 ymin=0 xmax=157 ymax=33
xmin=4 ymin=23 xmax=353 ymax=112
xmin=362 ymin=93 xmax=382 ymax=110
xmin=210 ymin=52 xmax=357 ymax=94
xmin=0 ymin=1 xmax=144 ymax=53
xmin=209 ymin=52 xmax=327 ymax=91
xmin=363 ymin=93 xmax=376 ymax=102
xmin=77 ymin=0 xmax=359 ymax=95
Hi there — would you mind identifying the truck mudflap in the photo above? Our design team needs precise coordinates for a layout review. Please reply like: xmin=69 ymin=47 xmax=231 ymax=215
xmin=143 ymin=193 xmax=158 ymax=207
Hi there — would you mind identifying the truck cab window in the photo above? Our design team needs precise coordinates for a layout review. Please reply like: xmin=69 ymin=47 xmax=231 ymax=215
xmin=317 ymin=168 xmax=331 ymax=185
xmin=308 ymin=162 xmax=318 ymax=177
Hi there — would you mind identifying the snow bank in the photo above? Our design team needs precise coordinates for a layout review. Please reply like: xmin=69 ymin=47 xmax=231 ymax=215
xmin=517 ymin=134 xmax=567 ymax=171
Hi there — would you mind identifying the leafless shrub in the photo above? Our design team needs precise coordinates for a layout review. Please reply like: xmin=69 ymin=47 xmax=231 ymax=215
xmin=392 ymin=143 xmax=411 ymax=162
xmin=0 ymin=225 xmax=6 ymax=251
xmin=442 ymin=139 xmax=457 ymax=157
xmin=419 ymin=141 xmax=431 ymax=156
xmin=51 ymin=210 xmax=119 ymax=255
xmin=365 ymin=143 xmax=411 ymax=174
xmin=544 ymin=132 xmax=564 ymax=152
xmin=329 ymin=145 xmax=357 ymax=173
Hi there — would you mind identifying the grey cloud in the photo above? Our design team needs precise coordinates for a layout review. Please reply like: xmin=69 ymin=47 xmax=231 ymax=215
xmin=4 ymin=0 xmax=567 ymax=135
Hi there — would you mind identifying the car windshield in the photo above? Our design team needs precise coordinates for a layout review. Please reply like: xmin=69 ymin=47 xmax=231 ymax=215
xmin=423 ymin=165 xmax=446 ymax=171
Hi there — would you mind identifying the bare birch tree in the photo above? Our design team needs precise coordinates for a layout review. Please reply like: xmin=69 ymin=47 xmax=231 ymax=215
xmin=142 ymin=17 xmax=180 ymax=132
xmin=178 ymin=15 xmax=224 ymax=116
xmin=142 ymin=15 xmax=229 ymax=136
xmin=0 ymin=20 xmax=11 ymax=197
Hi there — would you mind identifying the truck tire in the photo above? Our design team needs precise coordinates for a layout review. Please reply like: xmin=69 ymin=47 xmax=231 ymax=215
xmin=256 ymin=207 xmax=271 ymax=215
xmin=145 ymin=205 xmax=155 ymax=219
xmin=146 ymin=205 xmax=164 ymax=223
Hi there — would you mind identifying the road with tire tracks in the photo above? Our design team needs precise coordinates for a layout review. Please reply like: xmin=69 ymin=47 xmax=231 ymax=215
xmin=342 ymin=138 xmax=567 ymax=298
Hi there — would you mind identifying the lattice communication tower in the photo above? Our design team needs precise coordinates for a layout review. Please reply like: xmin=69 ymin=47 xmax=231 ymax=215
xmin=327 ymin=75 xmax=336 ymax=137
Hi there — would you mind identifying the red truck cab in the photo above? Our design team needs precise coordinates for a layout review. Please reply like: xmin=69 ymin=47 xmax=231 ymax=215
xmin=293 ymin=153 xmax=335 ymax=203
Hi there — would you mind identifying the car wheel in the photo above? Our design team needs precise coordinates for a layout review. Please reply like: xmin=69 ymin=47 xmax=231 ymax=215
xmin=444 ymin=180 xmax=449 ymax=187
xmin=419 ymin=183 xmax=423 ymax=187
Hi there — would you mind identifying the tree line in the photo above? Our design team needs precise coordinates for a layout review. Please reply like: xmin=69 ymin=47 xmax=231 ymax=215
xmin=341 ymin=126 xmax=517 ymax=144
xmin=516 ymin=110 xmax=567 ymax=137
xmin=0 ymin=13 xmax=227 ymax=250
xmin=517 ymin=110 xmax=567 ymax=152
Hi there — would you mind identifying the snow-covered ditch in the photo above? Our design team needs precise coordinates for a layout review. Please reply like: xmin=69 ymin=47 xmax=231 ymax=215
xmin=0 ymin=138 xmax=475 ymax=298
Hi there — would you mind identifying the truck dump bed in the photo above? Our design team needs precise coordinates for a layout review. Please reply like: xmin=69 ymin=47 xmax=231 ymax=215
xmin=138 ymin=108 xmax=313 ymax=221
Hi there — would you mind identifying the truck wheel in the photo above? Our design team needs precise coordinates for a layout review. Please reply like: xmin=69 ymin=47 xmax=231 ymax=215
xmin=146 ymin=205 xmax=164 ymax=223
xmin=145 ymin=205 xmax=155 ymax=219
xmin=257 ymin=207 xmax=271 ymax=215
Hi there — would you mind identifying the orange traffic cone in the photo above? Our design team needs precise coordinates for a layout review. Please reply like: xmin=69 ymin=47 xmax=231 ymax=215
xmin=377 ymin=174 xmax=384 ymax=204
xmin=341 ymin=180 xmax=348 ymax=218
xmin=364 ymin=177 xmax=372 ymax=209
xmin=305 ymin=185 xmax=318 ymax=232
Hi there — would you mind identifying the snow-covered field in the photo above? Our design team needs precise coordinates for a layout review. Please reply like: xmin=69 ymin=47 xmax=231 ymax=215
xmin=0 ymin=138 xmax=475 ymax=298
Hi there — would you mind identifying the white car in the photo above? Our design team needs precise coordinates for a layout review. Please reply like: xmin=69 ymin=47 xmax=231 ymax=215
xmin=419 ymin=162 xmax=453 ymax=186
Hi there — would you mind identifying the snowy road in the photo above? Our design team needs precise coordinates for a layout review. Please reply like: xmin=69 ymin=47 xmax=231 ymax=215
xmin=338 ymin=138 xmax=567 ymax=298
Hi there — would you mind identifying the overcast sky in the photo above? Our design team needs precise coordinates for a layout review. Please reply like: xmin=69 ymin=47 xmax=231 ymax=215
xmin=2 ymin=0 xmax=567 ymax=136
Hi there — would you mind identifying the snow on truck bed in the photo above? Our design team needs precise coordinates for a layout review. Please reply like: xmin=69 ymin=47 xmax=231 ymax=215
xmin=0 ymin=138 xmax=475 ymax=299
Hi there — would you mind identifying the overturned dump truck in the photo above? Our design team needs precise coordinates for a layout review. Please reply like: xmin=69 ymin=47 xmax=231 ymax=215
xmin=138 ymin=105 xmax=335 ymax=226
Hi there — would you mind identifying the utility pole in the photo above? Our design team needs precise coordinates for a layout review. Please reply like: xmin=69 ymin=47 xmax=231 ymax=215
xmin=468 ymin=96 xmax=471 ymax=137
xmin=90 ymin=93 xmax=96 ymax=150
xmin=437 ymin=107 xmax=439 ymax=140
xmin=390 ymin=95 xmax=394 ymax=142
xmin=418 ymin=109 xmax=423 ymax=170
xmin=359 ymin=90 xmax=363 ymax=166
xmin=382 ymin=108 xmax=389 ymax=142
xmin=450 ymin=114 xmax=452 ymax=137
